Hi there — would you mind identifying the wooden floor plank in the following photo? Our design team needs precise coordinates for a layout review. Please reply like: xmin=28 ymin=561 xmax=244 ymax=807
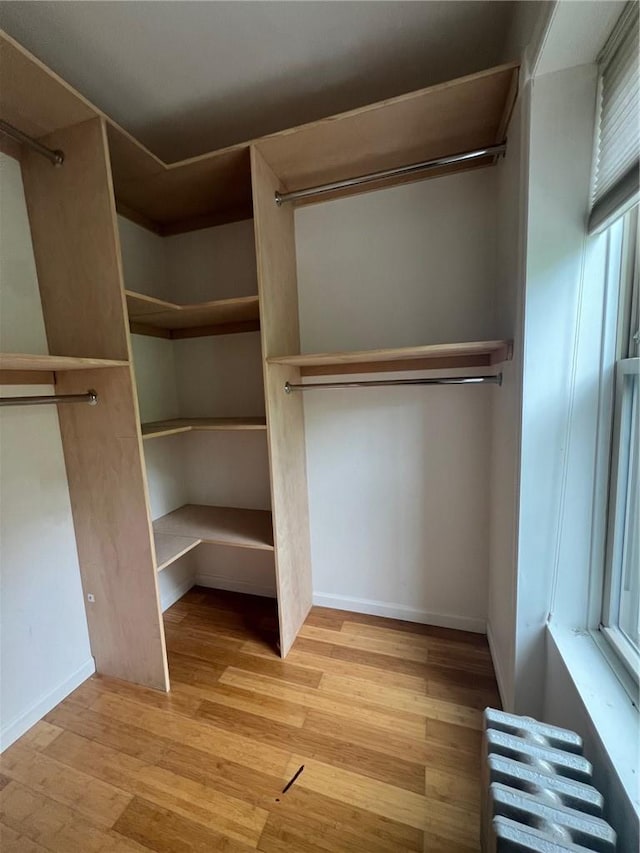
xmin=0 ymin=781 xmax=147 ymax=853
xmin=219 ymin=667 xmax=427 ymax=740
xmin=5 ymin=587 xmax=499 ymax=851
xmin=113 ymin=796 xmax=255 ymax=853
xmin=196 ymin=700 xmax=426 ymax=794
xmin=264 ymin=786 xmax=424 ymax=852
xmin=241 ymin=640 xmax=429 ymax=693
xmin=318 ymin=673 xmax=483 ymax=730
xmin=88 ymin=692 xmax=292 ymax=778
xmin=0 ymin=822 xmax=50 ymax=852
xmin=0 ymin=743 xmax=132 ymax=828
xmin=43 ymin=729 xmax=269 ymax=847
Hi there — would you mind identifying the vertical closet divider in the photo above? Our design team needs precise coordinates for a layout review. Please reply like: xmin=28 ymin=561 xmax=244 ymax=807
xmin=251 ymin=147 xmax=313 ymax=656
xmin=20 ymin=116 xmax=169 ymax=690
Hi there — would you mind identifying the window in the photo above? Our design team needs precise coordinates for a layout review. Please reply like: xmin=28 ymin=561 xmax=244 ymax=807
xmin=601 ymin=205 xmax=639 ymax=684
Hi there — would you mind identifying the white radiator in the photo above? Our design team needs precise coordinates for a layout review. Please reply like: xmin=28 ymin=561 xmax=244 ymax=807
xmin=482 ymin=708 xmax=617 ymax=851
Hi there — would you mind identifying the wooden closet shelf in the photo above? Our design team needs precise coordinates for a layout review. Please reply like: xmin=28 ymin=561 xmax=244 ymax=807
xmin=0 ymin=353 xmax=129 ymax=371
xmin=153 ymin=504 xmax=274 ymax=552
xmin=108 ymin=62 xmax=517 ymax=232
xmin=142 ymin=417 xmax=268 ymax=439
xmin=267 ymin=340 xmax=512 ymax=376
xmin=154 ymin=532 xmax=200 ymax=572
xmin=126 ymin=291 xmax=260 ymax=338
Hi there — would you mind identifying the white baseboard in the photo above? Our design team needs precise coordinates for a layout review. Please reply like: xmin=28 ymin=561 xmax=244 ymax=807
xmin=0 ymin=657 xmax=95 ymax=752
xmin=160 ymin=577 xmax=195 ymax=612
xmin=486 ymin=621 xmax=510 ymax=710
xmin=195 ymin=575 xmax=276 ymax=599
xmin=312 ymin=592 xmax=486 ymax=634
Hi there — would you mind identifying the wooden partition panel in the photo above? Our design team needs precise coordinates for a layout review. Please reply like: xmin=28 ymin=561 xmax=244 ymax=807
xmin=20 ymin=116 xmax=169 ymax=689
xmin=21 ymin=117 xmax=130 ymax=361
xmin=56 ymin=367 xmax=169 ymax=690
xmin=251 ymin=147 xmax=312 ymax=656
xmin=55 ymin=367 xmax=169 ymax=688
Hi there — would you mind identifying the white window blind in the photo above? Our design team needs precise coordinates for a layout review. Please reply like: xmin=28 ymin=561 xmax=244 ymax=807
xmin=589 ymin=2 xmax=640 ymax=234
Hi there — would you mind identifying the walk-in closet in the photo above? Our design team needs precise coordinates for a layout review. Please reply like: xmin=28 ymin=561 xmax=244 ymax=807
xmin=0 ymin=28 xmax=517 ymax=692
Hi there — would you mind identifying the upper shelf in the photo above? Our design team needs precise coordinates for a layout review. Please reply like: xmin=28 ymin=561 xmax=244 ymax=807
xmin=112 ymin=62 xmax=518 ymax=232
xmin=126 ymin=290 xmax=260 ymax=339
xmin=268 ymin=340 xmax=512 ymax=376
xmin=1 ymin=30 xmax=518 ymax=232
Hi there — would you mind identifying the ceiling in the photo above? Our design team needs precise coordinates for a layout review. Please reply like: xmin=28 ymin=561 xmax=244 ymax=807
xmin=0 ymin=1 xmax=518 ymax=162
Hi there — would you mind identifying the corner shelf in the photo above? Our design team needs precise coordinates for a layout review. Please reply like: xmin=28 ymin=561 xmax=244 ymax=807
xmin=267 ymin=340 xmax=512 ymax=376
xmin=142 ymin=417 xmax=267 ymax=440
xmin=153 ymin=504 xmax=274 ymax=565
xmin=126 ymin=290 xmax=260 ymax=339
xmin=154 ymin=533 xmax=201 ymax=572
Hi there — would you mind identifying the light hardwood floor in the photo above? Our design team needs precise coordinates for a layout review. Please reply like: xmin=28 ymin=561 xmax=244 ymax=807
xmin=0 ymin=587 xmax=500 ymax=852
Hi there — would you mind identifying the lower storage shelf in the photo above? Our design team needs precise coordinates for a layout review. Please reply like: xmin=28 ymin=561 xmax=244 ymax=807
xmin=153 ymin=504 xmax=274 ymax=572
xmin=142 ymin=417 xmax=267 ymax=440
xmin=154 ymin=533 xmax=201 ymax=572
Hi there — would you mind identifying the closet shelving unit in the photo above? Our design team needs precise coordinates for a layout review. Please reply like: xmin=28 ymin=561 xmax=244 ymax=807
xmin=122 ymin=268 xmax=269 ymax=579
xmin=1 ymin=26 xmax=518 ymax=689
xmin=118 ymin=174 xmax=269 ymax=584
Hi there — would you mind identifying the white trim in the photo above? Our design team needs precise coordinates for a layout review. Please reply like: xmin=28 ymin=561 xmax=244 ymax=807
xmin=486 ymin=621 xmax=510 ymax=711
xmin=195 ymin=575 xmax=276 ymax=599
xmin=311 ymin=592 xmax=486 ymax=634
xmin=0 ymin=657 xmax=95 ymax=752
xmin=547 ymin=622 xmax=639 ymax=820
xmin=160 ymin=577 xmax=195 ymax=612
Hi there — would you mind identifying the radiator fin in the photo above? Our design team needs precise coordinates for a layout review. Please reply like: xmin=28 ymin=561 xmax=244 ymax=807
xmin=482 ymin=708 xmax=617 ymax=852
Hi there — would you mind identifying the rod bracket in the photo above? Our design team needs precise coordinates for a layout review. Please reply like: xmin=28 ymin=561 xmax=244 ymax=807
xmin=275 ymin=192 xmax=283 ymax=207
xmin=284 ymin=381 xmax=292 ymax=394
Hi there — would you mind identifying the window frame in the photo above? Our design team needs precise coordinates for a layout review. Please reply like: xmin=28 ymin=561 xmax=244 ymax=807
xmin=598 ymin=205 xmax=639 ymax=690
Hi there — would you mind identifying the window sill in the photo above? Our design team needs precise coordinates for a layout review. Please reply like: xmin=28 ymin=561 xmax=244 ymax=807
xmin=546 ymin=622 xmax=639 ymax=820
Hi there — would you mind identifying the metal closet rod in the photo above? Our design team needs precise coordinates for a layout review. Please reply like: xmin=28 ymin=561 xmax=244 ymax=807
xmin=0 ymin=119 xmax=65 ymax=166
xmin=0 ymin=390 xmax=98 ymax=408
xmin=284 ymin=374 xmax=502 ymax=393
xmin=275 ymin=143 xmax=506 ymax=205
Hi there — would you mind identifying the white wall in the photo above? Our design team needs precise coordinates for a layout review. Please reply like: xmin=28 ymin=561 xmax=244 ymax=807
xmin=295 ymin=171 xmax=501 ymax=631
xmin=173 ymin=333 xmax=265 ymax=418
xmin=486 ymin=88 xmax=528 ymax=709
xmin=166 ymin=219 xmax=257 ymax=302
xmin=118 ymin=216 xmax=171 ymax=301
xmin=0 ymin=152 xmax=94 ymax=749
xmin=296 ymin=170 xmax=499 ymax=353
xmin=515 ymin=63 xmax=601 ymax=717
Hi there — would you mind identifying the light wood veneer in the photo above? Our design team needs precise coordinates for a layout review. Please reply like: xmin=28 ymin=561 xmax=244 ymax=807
xmin=252 ymin=147 xmax=313 ymax=657
xmin=0 ymin=353 xmax=128 ymax=371
xmin=126 ymin=290 xmax=260 ymax=338
xmin=154 ymin=533 xmax=200 ymax=572
xmin=154 ymin=504 xmax=274 ymax=552
xmin=268 ymin=340 xmax=512 ymax=376
xmin=142 ymin=417 xmax=267 ymax=440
